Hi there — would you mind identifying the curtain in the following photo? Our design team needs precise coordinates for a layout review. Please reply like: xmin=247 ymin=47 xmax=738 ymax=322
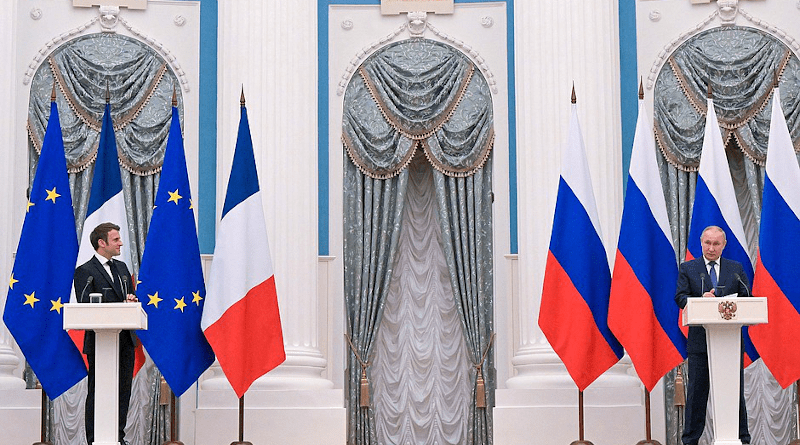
xmin=342 ymin=38 xmax=494 ymax=445
xmin=26 ymin=32 xmax=179 ymax=445
xmin=653 ymin=25 xmax=800 ymax=445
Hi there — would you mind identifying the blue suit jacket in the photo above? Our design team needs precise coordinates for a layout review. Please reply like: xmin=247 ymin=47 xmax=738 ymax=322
xmin=674 ymin=256 xmax=750 ymax=354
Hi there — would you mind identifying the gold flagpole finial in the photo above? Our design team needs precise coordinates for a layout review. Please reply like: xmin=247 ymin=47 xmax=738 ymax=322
xmin=773 ymin=70 xmax=780 ymax=89
xmin=105 ymin=81 xmax=111 ymax=104
xmin=240 ymin=86 xmax=246 ymax=107
xmin=172 ymin=86 xmax=178 ymax=107
xmin=571 ymin=83 xmax=577 ymax=104
xmin=638 ymin=77 xmax=644 ymax=100
xmin=50 ymin=82 xmax=57 ymax=102
xmin=707 ymin=81 xmax=712 ymax=99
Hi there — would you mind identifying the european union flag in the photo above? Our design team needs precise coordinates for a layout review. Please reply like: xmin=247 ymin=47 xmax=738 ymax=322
xmin=3 ymin=100 xmax=88 ymax=398
xmin=136 ymin=105 xmax=215 ymax=396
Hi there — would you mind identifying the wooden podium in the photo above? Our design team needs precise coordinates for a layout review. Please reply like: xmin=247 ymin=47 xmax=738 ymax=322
xmin=63 ymin=303 xmax=147 ymax=445
xmin=682 ymin=296 xmax=767 ymax=445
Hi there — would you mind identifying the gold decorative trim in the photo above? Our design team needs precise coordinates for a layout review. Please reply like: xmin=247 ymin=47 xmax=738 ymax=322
xmin=342 ymin=133 xmax=417 ymax=180
xmin=421 ymin=128 xmax=494 ymax=178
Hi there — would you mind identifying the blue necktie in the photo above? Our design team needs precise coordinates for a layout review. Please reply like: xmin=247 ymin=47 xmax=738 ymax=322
xmin=709 ymin=261 xmax=718 ymax=290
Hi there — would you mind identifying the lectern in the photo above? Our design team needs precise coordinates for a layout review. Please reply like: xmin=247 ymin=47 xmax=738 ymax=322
xmin=63 ymin=303 xmax=147 ymax=445
xmin=682 ymin=297 xmax=767 ymax=445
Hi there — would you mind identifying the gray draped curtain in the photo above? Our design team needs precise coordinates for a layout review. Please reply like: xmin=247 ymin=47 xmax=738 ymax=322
xmin=27 ymin=32 xmax=180 ymax=445
xmin=343 ymin=38 xmax=494 ymax=445
xmin=653 ymin=26 xmax=800 ymax=445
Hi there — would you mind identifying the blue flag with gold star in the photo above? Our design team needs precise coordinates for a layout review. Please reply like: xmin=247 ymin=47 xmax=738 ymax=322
xmin=136 ymin=105 xmax=215 ymax=396
xmin=3 ymin=100 xmax=88 ymax=398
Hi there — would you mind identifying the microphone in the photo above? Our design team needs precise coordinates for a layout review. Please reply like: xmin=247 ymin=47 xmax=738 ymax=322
xmin=80 ymin=276 xmax=94 ymax=303
xmin=735 ymin=273 xmax=751 ymax=297
xmin=701 ymin=273 xmax=705 ymax=295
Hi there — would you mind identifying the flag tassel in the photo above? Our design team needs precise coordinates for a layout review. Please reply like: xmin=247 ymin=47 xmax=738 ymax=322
xmin=360 ymin=367 xmax=370 ymax=407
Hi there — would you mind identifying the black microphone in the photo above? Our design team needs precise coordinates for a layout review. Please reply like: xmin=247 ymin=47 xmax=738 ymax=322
xmin=80 ymin=276 xmax=94 ymax=302
xmin=701 ymin=273 xmax=705 ymax=295
xmin=735 ymin=273 xmax=751 ymax=297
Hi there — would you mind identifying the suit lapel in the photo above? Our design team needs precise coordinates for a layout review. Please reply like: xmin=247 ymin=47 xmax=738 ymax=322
xmin=90 ymin=256 xmax=122 ymax=301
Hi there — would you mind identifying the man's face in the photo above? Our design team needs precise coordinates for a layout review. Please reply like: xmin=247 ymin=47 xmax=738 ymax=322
xmin=701 ymin=229 xmax=726 ymax=262
xmin=97 ymin=229 xmax=123 ymax=259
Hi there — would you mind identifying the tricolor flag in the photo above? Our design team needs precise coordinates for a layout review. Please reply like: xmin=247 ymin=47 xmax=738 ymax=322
xmin=686 ymin=95 xmax=758 ymax=363
xmin=202 ymin=98 xmax=285 ymax=397
xmin=538 ymin=100 xmax=623 ymax=391
xmin=3 ymin=99 xmax=88 ymax=398
xmin=749 ymin=87 xmax=800 ymax=388
xmin=136 ymin=104 xmax=215 ymax=396
xmin=608 ymin=96 xmax=684 ymax=391
xmin=70 ymin=102 xmax=145 ymax=373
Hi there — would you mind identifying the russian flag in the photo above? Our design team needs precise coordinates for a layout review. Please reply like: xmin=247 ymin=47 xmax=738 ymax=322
xmin=608 ymin=97 xmax=684 ymax=391
xmin=538 ymin=101 xmax=623 ymax=391
xmin=201 ymin=98 xmax=286 ymax=397
xmin=70 ymin=102 xmax=144 ymax=374
xmin=686 ymin=96 xmax=758 ymax=363
xmin=749 ymin=86 xmax=800 ymax=388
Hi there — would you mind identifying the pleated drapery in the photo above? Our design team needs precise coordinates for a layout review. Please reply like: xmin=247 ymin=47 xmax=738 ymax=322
xmin=653 ymin=26 xmax=799 ymax=445
xmin=27 ymin=32 xmax=180 ymax=445
xmin=343 ymin=38 xmax=494 ymax=445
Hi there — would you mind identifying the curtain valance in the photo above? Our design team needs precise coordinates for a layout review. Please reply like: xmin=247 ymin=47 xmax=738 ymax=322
xmin=27 ymin=33 xmax=181 ymax=176
xmin=653 ymin=26 xmax=800 ymax=171
xmin=342 ymin=39 xmax=493 ymax=179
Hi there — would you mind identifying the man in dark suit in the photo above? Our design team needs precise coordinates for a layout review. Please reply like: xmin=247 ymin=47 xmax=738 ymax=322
xmin=73 ymin=222 xmax=138 ymax=445
xmin=674 ymin=225 xmax=750 ymax=445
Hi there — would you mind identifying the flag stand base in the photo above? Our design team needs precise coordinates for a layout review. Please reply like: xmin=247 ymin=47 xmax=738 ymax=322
xmin=636 ymin=441 xmax=662 ymax=445
xmin=163 ymin=442 xmax=184 ymax=445
xmin=230 ymin=442 xmax=253 ymax=445
xmin=31 ymin=442 xmax=52 ymax=445
xmin=570 ymin=441 xmax=593 ymax=445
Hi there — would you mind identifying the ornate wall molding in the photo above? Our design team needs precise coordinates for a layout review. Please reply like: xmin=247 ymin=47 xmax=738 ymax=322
xmin=336 ymin=13 xmax=499 ymax=96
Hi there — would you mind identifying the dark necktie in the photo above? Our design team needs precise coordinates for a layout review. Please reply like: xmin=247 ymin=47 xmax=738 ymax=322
xmin=108 ymin=260 xmax=121 ymax=291
xmin=708 ymin=261 xmax=718 ymax=290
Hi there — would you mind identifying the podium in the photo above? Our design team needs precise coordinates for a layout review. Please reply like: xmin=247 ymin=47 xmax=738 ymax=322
xmin=682 ymin=296 xmax=767 ymax=445
xmin=63 ymin=303 xmax=147 ymax=445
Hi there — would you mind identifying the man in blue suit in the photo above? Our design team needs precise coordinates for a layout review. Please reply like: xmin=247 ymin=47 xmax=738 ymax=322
xmin=674 ymin=225 xmax=750 ymax=445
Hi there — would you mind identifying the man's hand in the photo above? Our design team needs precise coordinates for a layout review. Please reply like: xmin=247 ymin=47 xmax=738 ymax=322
xmin=125 ymin=294 xmax=138 ymax=303
xmin=703 ymin=288 xmax=716 ymax=298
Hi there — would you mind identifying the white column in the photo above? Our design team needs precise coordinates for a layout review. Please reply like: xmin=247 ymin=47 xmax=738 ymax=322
xmin=0 ymin=0 xmax=25 ymax=391
xmin=205 ymin=0 xmax=331 ymax=391
xmin=508 ymin=0 xmax=631 ymax=391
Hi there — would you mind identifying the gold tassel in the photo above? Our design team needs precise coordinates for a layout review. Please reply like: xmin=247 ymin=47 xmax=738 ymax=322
xmin=360 ymin=367 xmax=370 ymax=408
xmin=159 ymin=376 xmax=170 ymax=406
xmin=476 ymin=368 xmax=486 ymax=408
xmin=674 ymin=363 xmax=686 ymax=407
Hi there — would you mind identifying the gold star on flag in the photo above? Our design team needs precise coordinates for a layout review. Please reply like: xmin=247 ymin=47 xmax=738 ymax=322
xmin=24 ymin=292 xmax=39 ymax=308
xmin=45 ymin=187 xmax=61 ymax=203
xmin=9 ymin=274 xmax=18 ymax=290
xmin=26 ymin=200 xmax=34 ymax=213
xmin=50 ymin=298 xmax=64 ymax=314
xmin=174 ymin=296 xmax=187 ymax=312
xmin=192 ymin=291 xmax=203 ymax=305
xmin=167 ymin=189 xmax=182 ymax=205
xmin=148 ymin=292 xmax=162 ymax=308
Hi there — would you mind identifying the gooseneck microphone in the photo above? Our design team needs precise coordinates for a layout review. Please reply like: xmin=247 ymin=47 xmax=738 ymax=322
xmin=701 ymin=274 xmax=705 ymax=296
xmin=80 ymin=276 xmax=94 ymax=302
xmin=735 ymin=273 xmax=751 ymax=297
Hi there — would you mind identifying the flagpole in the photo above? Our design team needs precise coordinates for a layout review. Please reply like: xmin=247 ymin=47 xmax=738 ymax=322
xmin=635 ymin=388 xmax=662 ymax=445
xmin=162 ymin=386 xmax=183 ymax=445
xmin=31 ymin=385 xmax=51 ymax=445
xmin=570 ymin=390 xmax=593 ymax=445
xmin=230 ymin=395 xmax=252 ymax=445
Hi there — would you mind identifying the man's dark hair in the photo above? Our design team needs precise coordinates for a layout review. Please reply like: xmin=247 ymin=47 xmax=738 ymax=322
xmin=90 ymin=222 xmax=121 ymax=250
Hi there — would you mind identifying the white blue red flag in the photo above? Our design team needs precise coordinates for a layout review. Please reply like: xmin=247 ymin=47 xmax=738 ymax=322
xmin=201 ymin=100 xmax=285 ymax=397
xmin=686 ymin=96 xmax=758 ymax=363
xmin=749 ymin=87 xmax=800 ymax=387
xmin=538 ymin=102 xmax=623 ymax=391
xmin=609 ymin=97 xmax=684 ymax=391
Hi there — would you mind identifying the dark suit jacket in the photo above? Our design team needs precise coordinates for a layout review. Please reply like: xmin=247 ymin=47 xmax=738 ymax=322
xmin=674 ymin=256 xmax=750 ymax=354
xmin=73 ymin=256 xmax=136 ymax=355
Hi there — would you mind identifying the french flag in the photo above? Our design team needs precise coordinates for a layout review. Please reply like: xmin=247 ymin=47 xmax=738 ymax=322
xmin=749 ymin=86 xmax=800 ymax=388
xmin=70 ymin=102 xmax=144 ymax=373
xmin=201 ymin=98 xmax=286 ymax=397
xmin=686 ymin=95 xmax=758 ymax=363
xmin=538 ymin=101 xmax=623 ymax=391
xmin=608 ymin=97 xmax=684 ymax=392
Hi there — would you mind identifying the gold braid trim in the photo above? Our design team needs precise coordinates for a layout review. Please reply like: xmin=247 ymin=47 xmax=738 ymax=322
xmin=359 ymin=63 xmax=475 ymax=141
xmin=669 ymin=57 xmax=706 ymax=117
xmin=113 ymin=63 xmax=168 ymax=130
xmin=653 ymin=120 xmax=698 ymax=172
xmin=341 ymin=132 xmax=417 ymax=180
xmin=50 ymin=57 xmax=102 ymax=131
xmin=421 ymin=128 xmax=494 ymax=178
